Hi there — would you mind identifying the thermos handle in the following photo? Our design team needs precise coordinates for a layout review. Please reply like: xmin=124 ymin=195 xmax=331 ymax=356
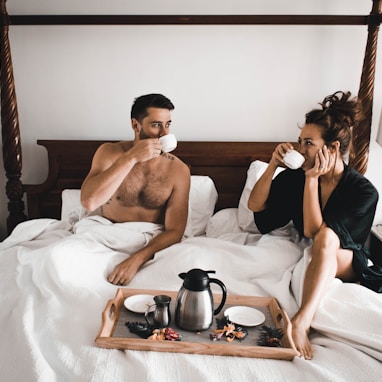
xmin=209 ymin=278 xmax=227 ymax=315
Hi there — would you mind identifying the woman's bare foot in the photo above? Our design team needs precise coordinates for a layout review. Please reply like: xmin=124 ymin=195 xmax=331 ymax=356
xmin=291 ymin=316 xmax=313 ymax=360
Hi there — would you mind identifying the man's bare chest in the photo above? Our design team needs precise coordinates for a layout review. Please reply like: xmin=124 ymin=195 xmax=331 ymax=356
xmin=114 ymin=164 xmax=172 ymax=209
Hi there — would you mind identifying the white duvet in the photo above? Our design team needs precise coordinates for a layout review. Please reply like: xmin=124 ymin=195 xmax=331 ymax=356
xmin=0 ymin=212 xmax=381 ymax=382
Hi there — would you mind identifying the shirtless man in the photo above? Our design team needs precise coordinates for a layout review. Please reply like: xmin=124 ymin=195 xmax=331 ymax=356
xmin=81 ymin=94 xmax=191 ymax=286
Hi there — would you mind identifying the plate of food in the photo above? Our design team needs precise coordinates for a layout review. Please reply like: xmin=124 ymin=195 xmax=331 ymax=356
xmin=224 ymin=306 xmax=266 ymax=327
xmin=124 ymin=294 xmax=155 ymax=314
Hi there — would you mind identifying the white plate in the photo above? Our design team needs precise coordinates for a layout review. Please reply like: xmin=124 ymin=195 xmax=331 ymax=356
xmin=224 ymin=306 xmax=265 ymax=327
xmin=124 ymin=294 xmax=155 ymax=314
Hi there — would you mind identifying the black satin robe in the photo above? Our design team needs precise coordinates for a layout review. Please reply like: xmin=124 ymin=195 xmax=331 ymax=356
xmin=254 ymin=164 xmax=381 ymax=292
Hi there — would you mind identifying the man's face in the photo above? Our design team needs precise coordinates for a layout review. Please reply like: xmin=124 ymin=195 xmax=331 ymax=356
xmin=135 ymin=107 xmax=172 ymax=140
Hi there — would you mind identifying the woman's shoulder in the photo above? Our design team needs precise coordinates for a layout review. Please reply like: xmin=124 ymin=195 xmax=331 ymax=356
xmin=343 ymin=165 xmax=379 ymax=198
xmin=344 ymin=164 xmax=374 ymax=184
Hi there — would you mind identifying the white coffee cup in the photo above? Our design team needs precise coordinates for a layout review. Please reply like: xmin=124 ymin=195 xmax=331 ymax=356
xmin=159 ymin=134 xmax=177 ymax=153
xmin=283 ymin=150 xmax=305 ymax=169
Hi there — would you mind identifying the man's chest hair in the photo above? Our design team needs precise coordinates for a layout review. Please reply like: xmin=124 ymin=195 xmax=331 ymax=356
xmin=116 ymin=164 xmax=172 ymax=209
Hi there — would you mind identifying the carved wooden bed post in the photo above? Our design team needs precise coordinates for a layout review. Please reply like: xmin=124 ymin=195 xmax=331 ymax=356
xmin=0 ymin=0 xmax=26 ymax=234
xmin=350 ymin=0 xmax=382 ymax=174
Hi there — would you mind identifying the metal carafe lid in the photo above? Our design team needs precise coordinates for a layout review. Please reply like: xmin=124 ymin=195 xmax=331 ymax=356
xmin=179 ymin=268 xmax=216 ymax=291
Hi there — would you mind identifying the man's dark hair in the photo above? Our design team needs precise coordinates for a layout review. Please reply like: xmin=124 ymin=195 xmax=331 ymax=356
xmin=131 ymin=93 xmax=175 ymax=122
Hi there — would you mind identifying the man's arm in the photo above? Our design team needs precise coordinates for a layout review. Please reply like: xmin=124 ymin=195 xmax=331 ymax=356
xmin=107 ymin=161 xmax=191 ymax=285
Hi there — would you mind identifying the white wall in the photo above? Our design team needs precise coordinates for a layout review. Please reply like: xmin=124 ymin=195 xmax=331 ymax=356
xmin=1 ymin=0 xmax=382 ymax=240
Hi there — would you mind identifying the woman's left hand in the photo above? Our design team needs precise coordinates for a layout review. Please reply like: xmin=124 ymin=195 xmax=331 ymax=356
xmin=306 ymin=145 xmax=332 ymax=177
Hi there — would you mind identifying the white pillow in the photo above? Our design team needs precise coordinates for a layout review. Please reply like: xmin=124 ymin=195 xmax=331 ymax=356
xmin=61 ymin=175 xmax=217 ymax=237
xmin=238 ymin=160 xmax=284 ymax=233
xmin=61 ymin=189 xmax=83 ymax=221
xmin=205 ymin=208 xmax=241 ymax=238
xmin=184 ymin=176 xmax=218 ymax=237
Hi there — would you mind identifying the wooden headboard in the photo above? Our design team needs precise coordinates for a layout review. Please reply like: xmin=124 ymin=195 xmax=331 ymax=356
xmin=1 ymin=0 xmax=382 ymax=234
xmin=23 ymin=140 xmax=283 ymax=220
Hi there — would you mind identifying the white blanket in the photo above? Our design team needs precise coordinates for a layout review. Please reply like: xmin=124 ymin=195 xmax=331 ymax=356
xmin=0 ymin=214 xmax=381 ymax=382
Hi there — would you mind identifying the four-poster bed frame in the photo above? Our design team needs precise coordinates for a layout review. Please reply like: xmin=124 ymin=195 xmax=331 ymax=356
xmin=1 ymin=3 xmax=382 ymax=381
xmin=1 ymin=0 xmax=382 ymax=235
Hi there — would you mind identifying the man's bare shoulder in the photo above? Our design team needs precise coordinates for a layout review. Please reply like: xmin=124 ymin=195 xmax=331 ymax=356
xmin=167 ymin=154 xmax=191 ymax=179
xmin=97 ymin=141 xmax=133 ymax=155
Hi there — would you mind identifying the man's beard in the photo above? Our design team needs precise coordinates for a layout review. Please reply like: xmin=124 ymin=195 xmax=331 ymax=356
xmin=139 ymin=130 xmax=149 ymax=140
xmin=139 ymin=130 xmax=156 ymax=140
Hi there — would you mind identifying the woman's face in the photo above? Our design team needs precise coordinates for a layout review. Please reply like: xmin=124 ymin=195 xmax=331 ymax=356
xmin=298 ymin=123 xmax=325 ymax=171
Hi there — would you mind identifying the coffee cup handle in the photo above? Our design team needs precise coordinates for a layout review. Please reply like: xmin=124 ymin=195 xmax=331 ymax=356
xmin=145 ymin=304 xmax=156 ymax=326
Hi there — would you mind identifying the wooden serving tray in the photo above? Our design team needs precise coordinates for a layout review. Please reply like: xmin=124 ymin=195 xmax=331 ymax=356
xmin=95 ymin=288 xmax=298 ymax=360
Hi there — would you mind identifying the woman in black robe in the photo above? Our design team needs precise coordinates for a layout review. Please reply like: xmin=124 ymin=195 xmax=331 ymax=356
xmin=248 ymin=91 xmax=379 ymax=360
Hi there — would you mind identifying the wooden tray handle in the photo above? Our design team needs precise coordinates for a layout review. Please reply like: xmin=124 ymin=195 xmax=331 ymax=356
xmin=274 ymin=308 xmax=297 ymax=353
xmin=97 ymin=297 xmax=119 ymax=338
xmin=105 ymin=300 xmax=117 ymax=320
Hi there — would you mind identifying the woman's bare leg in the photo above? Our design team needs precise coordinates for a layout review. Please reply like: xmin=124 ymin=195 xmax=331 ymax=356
xmin=291 ymin=227 xmax=355 ymax=359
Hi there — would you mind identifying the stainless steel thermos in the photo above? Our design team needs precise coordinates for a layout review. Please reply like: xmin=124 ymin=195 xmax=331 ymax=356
xmin=175 ymin=268 xmax=227 ymax=331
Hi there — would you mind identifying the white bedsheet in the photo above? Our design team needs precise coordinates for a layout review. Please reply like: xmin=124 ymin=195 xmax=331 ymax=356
xmin=0 ymin=214 xmax=381 ymax=382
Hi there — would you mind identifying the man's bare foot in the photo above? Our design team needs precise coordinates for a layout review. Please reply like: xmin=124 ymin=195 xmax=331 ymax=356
xmin=291 ymin=316 xmax=313 ymax=360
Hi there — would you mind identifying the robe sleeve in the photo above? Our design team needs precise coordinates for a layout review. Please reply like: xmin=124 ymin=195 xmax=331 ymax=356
xmin=254 ymin=169 xmax=304 ymax=234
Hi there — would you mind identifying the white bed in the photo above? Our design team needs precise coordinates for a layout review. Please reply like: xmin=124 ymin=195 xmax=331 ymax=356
xmin=1 ymin=2 xmax=382 ymax=381
xmin=1 ymin=162 xmax=381 ymax=382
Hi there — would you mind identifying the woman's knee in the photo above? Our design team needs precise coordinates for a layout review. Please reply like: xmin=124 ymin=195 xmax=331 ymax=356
xmin=313 ymin=226 xmax=340 ymax=251
xmin=312 ymin=226 xmax=354 ymax=279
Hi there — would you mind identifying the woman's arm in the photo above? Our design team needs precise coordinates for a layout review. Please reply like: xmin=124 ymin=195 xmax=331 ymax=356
xmin=303 ymin=176 xmax=323 ymax=238
xmin=303 ymin=146 xmax=334 ymax=238
xmin=248 ymin=142 xmax=293 ymax=212
xmin=247 ymin=162 xmax=278 ymax=212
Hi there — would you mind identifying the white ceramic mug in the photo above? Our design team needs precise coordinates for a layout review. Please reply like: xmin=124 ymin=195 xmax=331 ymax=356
xmin=159 ymin=134 xmax=177 ymax=153
xmin=283 ymin=150 xmax=305 ymax=169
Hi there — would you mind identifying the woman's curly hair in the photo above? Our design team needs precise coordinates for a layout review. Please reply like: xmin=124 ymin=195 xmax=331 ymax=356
xmin=305 ymin=91 xmax=362 ymax=156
